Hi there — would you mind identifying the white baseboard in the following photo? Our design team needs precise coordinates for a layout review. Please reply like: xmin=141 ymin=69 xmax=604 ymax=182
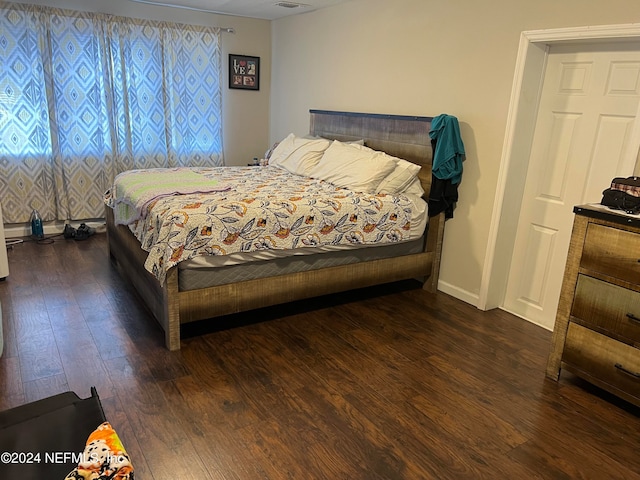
xmin=4 ymin=220 xmax=106 ymax=239
xmin=437 ymin=279 xmax=480 ymax=308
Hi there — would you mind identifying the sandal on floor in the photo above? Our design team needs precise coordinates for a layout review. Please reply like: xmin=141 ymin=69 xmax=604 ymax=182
xmin=75 ymin=223 xmax=95 ymax=241
xmin=63 ymin=224 xmax=76 ymax=239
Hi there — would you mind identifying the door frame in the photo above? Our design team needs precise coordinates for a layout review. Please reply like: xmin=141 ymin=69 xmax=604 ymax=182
xmin=478 ymin=24 xmax=640 ymax=320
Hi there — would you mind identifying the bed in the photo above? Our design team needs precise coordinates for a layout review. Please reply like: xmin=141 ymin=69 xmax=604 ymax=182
xmin=105 ymin=110 xmax=446 ymax=350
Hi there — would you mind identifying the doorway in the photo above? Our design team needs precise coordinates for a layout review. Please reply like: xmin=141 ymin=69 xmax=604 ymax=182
xmin=479 ymin=25 xmax=640 ymax=329
xmin=502 ymin=42 xmax=640 ymax=329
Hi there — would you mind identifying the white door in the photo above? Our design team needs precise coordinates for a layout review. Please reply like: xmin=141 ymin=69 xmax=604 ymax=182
xmin=502 ymin=42 xmax=640 ymax=330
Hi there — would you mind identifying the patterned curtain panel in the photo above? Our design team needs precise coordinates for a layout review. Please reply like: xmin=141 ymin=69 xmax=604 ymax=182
xmin=0 ymin=2 xmax=223 ymax=223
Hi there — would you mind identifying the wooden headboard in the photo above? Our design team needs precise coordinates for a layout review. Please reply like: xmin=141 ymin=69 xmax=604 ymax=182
xmin=309 ymin=109 xmax=434 ymax=195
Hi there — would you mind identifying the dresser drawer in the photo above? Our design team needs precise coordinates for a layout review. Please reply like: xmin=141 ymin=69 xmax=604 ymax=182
xmin=572 ymin=275 xmax=640 ymax=345
xmin=581 ymin=223 xmax=640 ymax=284
xmin=563 ymin=323 xmax=640 ymax=402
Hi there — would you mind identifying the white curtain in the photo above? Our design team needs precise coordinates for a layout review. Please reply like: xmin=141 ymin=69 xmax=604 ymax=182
xmin=0 ymin=2 xmax=223 ymax=223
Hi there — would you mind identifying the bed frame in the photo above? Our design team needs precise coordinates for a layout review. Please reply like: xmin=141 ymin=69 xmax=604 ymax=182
xmin=106 ymin=110 xmax=446 ymax=350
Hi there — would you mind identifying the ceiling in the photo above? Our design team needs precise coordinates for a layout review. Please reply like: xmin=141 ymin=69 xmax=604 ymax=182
xmin=129 ymin=0 xmax=351 ymax=20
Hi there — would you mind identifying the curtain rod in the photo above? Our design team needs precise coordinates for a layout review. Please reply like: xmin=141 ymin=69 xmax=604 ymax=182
xmin=127 ymin=0 xmax=236 ymax=33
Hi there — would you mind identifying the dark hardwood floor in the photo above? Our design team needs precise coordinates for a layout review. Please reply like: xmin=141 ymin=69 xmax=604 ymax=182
xmin=1 ymin=232 xmax=639 ymax=479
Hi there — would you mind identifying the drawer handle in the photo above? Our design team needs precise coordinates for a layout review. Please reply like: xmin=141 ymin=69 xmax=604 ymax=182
xmin=614 ymin=363 xmax=640 ymax=379
xmin=626 ymin=313 xmax=640 ymax=324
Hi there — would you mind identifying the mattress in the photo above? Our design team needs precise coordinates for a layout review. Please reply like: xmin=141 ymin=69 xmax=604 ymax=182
xmin=177 ymin=236 xmax=425 ymax=291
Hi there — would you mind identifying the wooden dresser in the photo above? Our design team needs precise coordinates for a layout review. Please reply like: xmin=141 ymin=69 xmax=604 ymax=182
xmin=546 ymin=204 xmax=640 ymax=406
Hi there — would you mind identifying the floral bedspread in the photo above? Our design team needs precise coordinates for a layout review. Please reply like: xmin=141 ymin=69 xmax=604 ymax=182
xmin=107 ymin=166 xmax=417 ymax=284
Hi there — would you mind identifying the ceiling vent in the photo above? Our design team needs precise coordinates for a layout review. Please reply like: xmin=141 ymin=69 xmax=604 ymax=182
xmin=274 ymin=2 xmax=310 ymax=8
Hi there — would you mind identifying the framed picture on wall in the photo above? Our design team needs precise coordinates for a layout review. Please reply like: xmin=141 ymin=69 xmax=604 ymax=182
xmin=229 ymin=54 xmax=260 ymax=91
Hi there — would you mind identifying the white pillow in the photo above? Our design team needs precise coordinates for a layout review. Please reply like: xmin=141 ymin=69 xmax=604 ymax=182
xmin=346 ymin=142 xmax=377 ymax=153
xmin=377 ymin=156 xmax=422 ymax=194
xmin=308 ymin=140 xmax=397 ymax=193
xmin=269 ymin=133 xmax=331 ymax=176
xmin=402 ymin=177 xmax=426 ymax=197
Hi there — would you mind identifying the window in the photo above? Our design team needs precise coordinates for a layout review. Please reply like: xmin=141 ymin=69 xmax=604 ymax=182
xmin=0 ymin=4 xmax=223 ymax=222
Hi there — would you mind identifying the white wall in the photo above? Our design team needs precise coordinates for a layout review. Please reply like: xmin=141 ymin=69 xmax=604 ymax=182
xmin=270 ymin=0 xmax=640 ymax=304
xmin=10 ymin=0 xmax=272 ymax=166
